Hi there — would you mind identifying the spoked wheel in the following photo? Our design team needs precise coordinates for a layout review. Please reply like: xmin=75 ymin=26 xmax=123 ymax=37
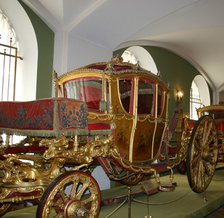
xmin=186 ymin=115 xmax=218 ymax=193
xmin=36 ymin=171 xmax=101 ymax=218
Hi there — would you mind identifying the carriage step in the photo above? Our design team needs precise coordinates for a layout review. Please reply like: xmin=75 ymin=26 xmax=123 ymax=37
xmin=101 ymin=181 xmax=158 ymax=206
xmin=158 ymin=182 xmax=177 ymax=192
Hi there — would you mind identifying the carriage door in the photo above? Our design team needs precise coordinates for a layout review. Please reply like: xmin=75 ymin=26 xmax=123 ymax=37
xmin=131 ymin=78 xmax=166 ymax=162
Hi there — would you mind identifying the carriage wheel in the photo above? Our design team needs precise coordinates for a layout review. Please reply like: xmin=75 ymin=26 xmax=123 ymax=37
xmin=0 ymin=204 xmax=12 ymax=217
xmin=36 ymin=171 xmax=101 ymax=218
xmin=186 ymin=115 xmax=218 ymax=193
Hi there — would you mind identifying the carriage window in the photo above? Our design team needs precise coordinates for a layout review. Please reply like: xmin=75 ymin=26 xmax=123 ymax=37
xmin=138 ymin=79 xmax=154 ymax=115
xmin=158 ymin=86 xmax=165 ymax=117
xmin=64 ymin=77 xmax=103 ymax=111
xmin=119 ymin=79 xmax=133 ymax=113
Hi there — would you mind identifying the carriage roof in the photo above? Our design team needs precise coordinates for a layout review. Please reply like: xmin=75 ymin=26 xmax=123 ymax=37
xmin=57 ymin=57 xmax=169 ymax=92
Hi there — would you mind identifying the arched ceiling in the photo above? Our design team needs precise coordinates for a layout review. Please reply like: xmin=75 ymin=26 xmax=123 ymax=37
xmin=22 ymin=0 xmax=224 ymax=90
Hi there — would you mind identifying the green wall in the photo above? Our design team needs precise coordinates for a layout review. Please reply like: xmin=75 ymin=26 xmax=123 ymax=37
xmin=19 ymin=0 xmax=54 ymax=99
xmin=114 ymin=46 xmax=207 ymax=118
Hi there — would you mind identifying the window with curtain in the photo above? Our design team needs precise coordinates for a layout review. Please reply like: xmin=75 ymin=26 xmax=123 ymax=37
xmin=122 ymin=50 xmax=138 ymax=65
xmin=0 ymin=9 xmax=24 ymax=144
xmin=190 ymin=75 xmax=210 ymax=120
xmin=121 ymin=46 xmax=158 ymax=75
xmin=190 ymin=81 xmax=203 ymax=120
xmin=0 ymin=9 xmax=18 ymax=46
xmin=0 ymin=8 xmax=20 ymax=101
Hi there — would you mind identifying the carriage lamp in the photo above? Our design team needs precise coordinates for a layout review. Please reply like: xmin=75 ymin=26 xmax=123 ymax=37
xmin=176 ymin=90 xmax=183 ymax=104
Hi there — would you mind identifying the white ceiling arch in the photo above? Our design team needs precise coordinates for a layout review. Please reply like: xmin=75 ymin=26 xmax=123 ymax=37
xmin=20 ymin=0 xmax=224 ymax=94
xmin=116 ymin=39 xmax=215 ymax=91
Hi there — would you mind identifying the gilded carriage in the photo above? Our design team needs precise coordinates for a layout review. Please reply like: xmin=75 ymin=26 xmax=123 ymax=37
xmin=0 ymin=57 xmax=220 ymax=217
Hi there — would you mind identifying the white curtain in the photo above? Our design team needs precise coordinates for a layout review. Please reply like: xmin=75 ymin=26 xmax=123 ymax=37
xmin=0 ymin=9 xmax=18 ymax=46
xmin=0 ymin=9 xmax=19 ymax=101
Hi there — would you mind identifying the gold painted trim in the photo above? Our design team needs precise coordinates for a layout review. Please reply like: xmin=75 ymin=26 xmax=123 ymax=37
xmin=151 ymin=83 xmax=158 ymax=158
xmin=151 ymin=120 xmax=157 ymax=159
xmin=116 ymin=77 xmax=135 ymax=116
xmin=154 ymin=83 xmax=158 ymax=119
xmin=129 ymin=77 xmax=139 ymax=162
xmin=158 ymin=122 xmax=168 ymax=158
xmin=197 ymin=105 xmax=224 ymax=117
xmin=158 ymin=89 xmax=166 ymax=118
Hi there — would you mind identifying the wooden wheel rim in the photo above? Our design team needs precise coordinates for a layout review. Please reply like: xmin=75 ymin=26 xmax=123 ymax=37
xmin=187 ymin=115 xmax=218 ymax=193
xmin=37 ymin=171 xmax=101 ymax=218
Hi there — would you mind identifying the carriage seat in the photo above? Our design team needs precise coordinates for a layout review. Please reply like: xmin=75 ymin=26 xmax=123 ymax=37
xmin=0 ymin=98 xmax=88 ymax=137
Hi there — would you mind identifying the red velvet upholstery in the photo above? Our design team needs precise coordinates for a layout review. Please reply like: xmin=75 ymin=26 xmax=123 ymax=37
xmin=216 ymin=119 xmax=224 ymax=132
xmin=0 ymin=98 xmax=88 ymax=137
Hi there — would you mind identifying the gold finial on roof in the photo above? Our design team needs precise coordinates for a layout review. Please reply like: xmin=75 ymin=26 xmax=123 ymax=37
xmin=105 ymin=55 xmax=123 ymax=72
xmin=111 ymin=55 xmax=123 ymax=64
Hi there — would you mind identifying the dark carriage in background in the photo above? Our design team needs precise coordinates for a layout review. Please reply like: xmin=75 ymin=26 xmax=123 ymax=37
xmin=0 ymin=57 xmax=221 ymax=217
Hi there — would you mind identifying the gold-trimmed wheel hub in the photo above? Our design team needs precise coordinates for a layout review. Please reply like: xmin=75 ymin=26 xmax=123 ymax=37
xmin=64 ymin=200 xmax=88 ymax=218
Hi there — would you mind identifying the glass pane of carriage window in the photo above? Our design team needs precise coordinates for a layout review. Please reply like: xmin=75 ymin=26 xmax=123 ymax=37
xmin=119 ymin=78 xmax=133 ymax=113
xmin=157 ymin=85 xmax=165 ymax=117
xmin=138 ymin=79 xmax=154 ymax=115
xmin=64 ymin=77 xmax=103 ymax=111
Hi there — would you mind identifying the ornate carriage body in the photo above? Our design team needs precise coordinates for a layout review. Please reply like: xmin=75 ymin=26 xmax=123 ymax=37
xmin=0 ymin=57 xmax=220 ymax=217
xmin=57 ymin=57 xmax=169 ymax=164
